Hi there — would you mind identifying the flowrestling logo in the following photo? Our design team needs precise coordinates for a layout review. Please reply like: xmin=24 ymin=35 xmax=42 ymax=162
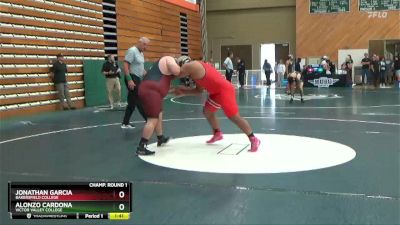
xmin=308 ymin=77 xmax=340 ymax=87
xmin=367 ymin=11 xmax=388 ymax=19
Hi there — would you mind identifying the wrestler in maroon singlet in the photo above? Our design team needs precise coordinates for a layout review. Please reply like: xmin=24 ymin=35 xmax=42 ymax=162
xmin=136 ymin=56 xmax=180 ymax=156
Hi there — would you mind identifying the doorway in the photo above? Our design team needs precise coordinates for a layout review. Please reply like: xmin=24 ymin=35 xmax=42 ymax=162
xmin=260 ymin=43 xmax=290 ymax=83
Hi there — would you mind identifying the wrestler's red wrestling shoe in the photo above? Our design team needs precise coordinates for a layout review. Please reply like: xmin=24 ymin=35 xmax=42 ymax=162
xmin=249 ymin=136 xmax=261 ymax=152
xmin=206 ymin=131 xmax=223 ymax=144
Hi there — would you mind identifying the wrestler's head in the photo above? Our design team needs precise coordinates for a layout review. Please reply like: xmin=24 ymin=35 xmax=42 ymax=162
xmin=176 ymin=55 xmax=191 ymax=67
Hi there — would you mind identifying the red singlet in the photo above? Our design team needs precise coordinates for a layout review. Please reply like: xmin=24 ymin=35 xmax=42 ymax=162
xmin=194 ymin=62 xmax=239 ymax=118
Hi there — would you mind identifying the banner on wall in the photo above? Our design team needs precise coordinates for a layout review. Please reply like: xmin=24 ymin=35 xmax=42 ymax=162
xmin=359 ymin=0 xmax=400 ymax=11
xmin=310 ymin=0 xmax=350 ymax=14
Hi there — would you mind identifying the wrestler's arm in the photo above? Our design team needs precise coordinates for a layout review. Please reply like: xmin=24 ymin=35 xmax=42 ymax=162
xmin=166 ymin=56 xmax=181 ymax=76
xmin=174 ymin=63 xmax=203 ymax=96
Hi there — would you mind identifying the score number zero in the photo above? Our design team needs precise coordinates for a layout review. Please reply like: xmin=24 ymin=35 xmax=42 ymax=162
xmin=118 ymin=191 xmax=126 ymax=211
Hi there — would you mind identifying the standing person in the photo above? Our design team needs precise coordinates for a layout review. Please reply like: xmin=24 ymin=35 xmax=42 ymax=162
xmin=175 ymin=56 xmax=261 ymax=152
xmin=321 ymin=56 xmax=332 ymax=74
xmin=285 ymin=54 xmax=294 ymax=78
xmin=223 ymin=51 xmax=234 ymax=82
xmin=262 ymin=59 xmax=272 ymax=87
xmin=209 ymin=58 xmax=215 ymax=67
xmin=342 ymin=54 xmax=353 ymax=87
xmin=328 ymin=60 xmax=336 ymax=75
xmin=102 ymin=54 xmax=121 ymax=109
xmin=361 ymin=53 xmax=371 ymax=86
xmin=394 ymin=55 xmax=400 ymax=85
xmin=379 ymin=56 xmax=387 ymax=88
xmin=295 ymin=58 xmax=301 ymax=72
xmin=136 ymin=56 xmax=180 ymax=155
xmin=276 ymin=59 xmax=286 ymax=87
xmin=370 ymin=54 xmax=380 ymax=88
xmin=285 ymin=55 xmax=294 ymax=93
xmin=237 ymin=58 xmax=246 ymax=88
xmin=384 ymin=54 xmax=393 ymax=86
xmin=274 ymin=62 xmax=278 ymax=85
xmin=50 ymin=53 xmax=75 ymax=110
xmin=122 ymin=37 xmax=150 ymax=129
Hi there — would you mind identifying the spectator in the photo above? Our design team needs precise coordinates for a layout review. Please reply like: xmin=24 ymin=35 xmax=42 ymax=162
xmin=342 ymin=54 xmax=353 ymax=87
xmin=320 ymin=56 xmax=328 ymax=65
xmin=285 ymin=54 xmax=294 ymax=77
xmin=122 ymin=37 xmax=149 ymax=129
xmin=361 ymin=53 xmax=371 ymax=85
xmin=384 ymin=54 xmax=393 ymax=85
xmin=50 ymin=53 xmax=75 ymax=110
xmin=236 ymin=58 xmax=246 ymax=88
xmin=370 ymin=54 xmax=380 ymax=88
xmin=320 ymin=56 xmax=328 ymax=70
xmin=327 ymin=59 xmax=336 ymax=75
xmin=276 ymin=59 xmax=286 ymax=87
xmin=102 ymin=54 xmax=121 ymax=109
xmin=209 ymin=58 xmax=215 ymax=67
xmin=379 ymin=56 xmax=386 ymax=88
xmin=394 ymin=55 xmax=400 ymax=84
xmin=295 ymin=58 xmax=302 ymax=72
xmin=223 ymin=51 xmax=234 ymax=82
xmin=301 ymin=65 xmax=307 ymax=77
xmin=262 ymin=59 xmax=272 ymax=87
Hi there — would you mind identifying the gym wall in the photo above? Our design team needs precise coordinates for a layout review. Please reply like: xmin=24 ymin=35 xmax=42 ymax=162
xmin=296 ymin=0 xmax=400 ymax=64
xmin=116 ymin=0 xmax=202 ymax=61
xmin=0 ymin=0 xmax=202 ymax=119
xmin=0 ymin=0 xmax=104 ymax=119
xmin=206 ymin=0 xmax=296 ymax=69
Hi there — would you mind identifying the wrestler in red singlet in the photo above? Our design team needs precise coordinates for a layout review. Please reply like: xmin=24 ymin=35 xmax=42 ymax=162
xmin=176 ymin=57 xmax=261 ymax=152
xmin=195 ymin=61 xmax=239 ymax=118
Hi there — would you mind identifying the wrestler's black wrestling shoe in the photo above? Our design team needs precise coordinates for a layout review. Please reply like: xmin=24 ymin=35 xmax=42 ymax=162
xmin=301 ymin=98 xmax=305 ymax=103
xmin=289 ymin=98 xmax=294 ymax=103
xmin=157 ymin=136 xmax=170 ymax=147
xmin=136 ymin=145 xmax=155 ymax=156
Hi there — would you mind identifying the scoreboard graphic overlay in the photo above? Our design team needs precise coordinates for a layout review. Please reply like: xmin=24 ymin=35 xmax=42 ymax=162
xmin=8 ymin=182 xmax=132 ymax=220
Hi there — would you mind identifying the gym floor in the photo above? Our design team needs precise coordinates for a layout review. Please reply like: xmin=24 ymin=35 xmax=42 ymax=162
xmin=1 ymin=86 xmax=399 ymax=225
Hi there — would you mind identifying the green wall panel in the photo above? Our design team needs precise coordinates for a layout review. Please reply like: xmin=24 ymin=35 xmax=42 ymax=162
xmin=84 ymin=60 xmax=154 ymax=107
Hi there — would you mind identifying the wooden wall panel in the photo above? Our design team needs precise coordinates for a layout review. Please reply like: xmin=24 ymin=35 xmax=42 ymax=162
xmin=0 ymin=6 xmax=103 ymax=27
xmin=0 ymin=67 xmax=82 ymax=75
xmin=0 ymin=38 xmax=103 ymax=50
xmin=51 ymin=0 xmax=103 ymax=11
xmin=0 ymin=17 xmax=103 ymax=34
xmin=1 ymin=91 xmax=83 ymax=105
xmin=1 ymin=76 xmax=84 ymax=85
xmin=0 ymin=83 xmax=84 ymax=95
xmin=116 ymin=0 xmax=202 ymax=61
xmin=296 ymin=0 xmax=400 ymax=63
xmin=0 ymin=58 xmax=83 ymax=64
xmin=1 ymin=0 xmax=102 ymax=19
xmin=0 ymin=27 xmax=103 ymax=42
xmin=0 ymin=0 xmax=105 ymax=119
xmin=0 ymin=100 xmax=85 ymax=119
